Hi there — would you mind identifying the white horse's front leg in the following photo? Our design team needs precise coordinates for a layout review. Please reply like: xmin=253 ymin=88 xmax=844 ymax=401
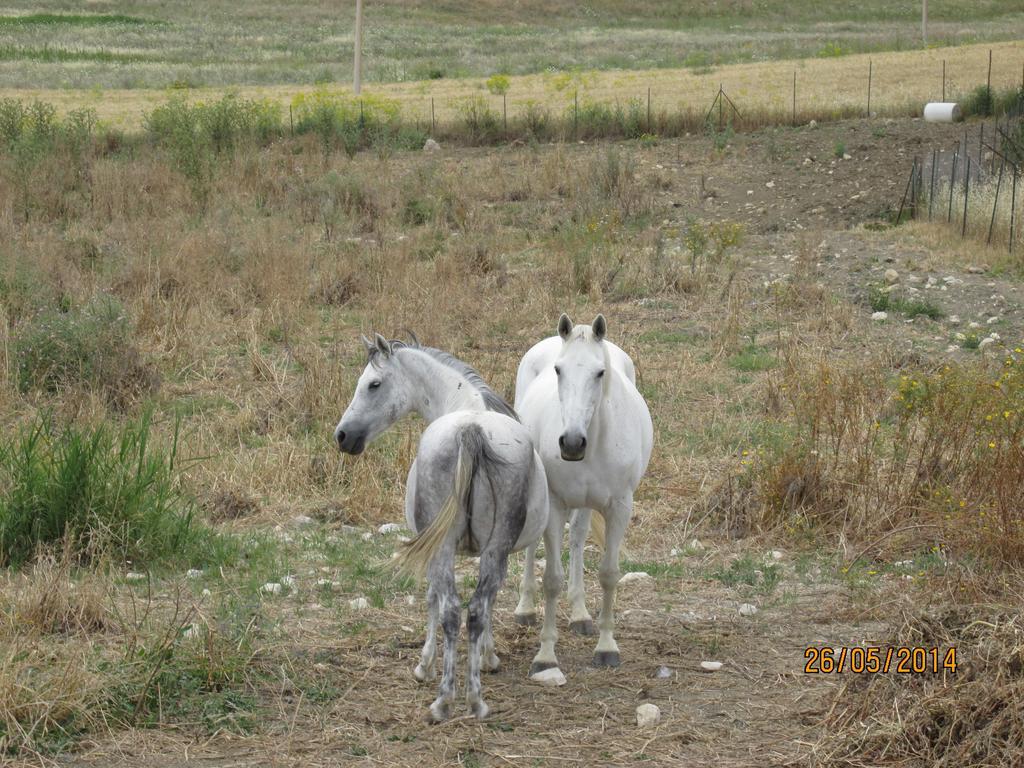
xmin=514 ymin=544 xmax=538 ymax=625
xmin=567 ymin=509 xmax=597 ymax=636
xmin=593 ymin=498 xmax=630 ymax=667
xmin=530 ymin=501 xmax=566 ymax=675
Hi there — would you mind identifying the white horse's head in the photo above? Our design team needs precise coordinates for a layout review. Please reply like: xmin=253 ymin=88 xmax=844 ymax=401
xmin=334 ymin=334 xmax=412 ymax=455
xmin=554 ymin=313 xmax=609 ymax=461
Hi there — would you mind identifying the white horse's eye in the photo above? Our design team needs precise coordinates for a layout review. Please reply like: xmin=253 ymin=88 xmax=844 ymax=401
xmin=596 ymin=370 xmax=605 ymax=379
xmin=554 ymin=366 xmax=561 ymax=376
xmin=368 ymin=380 xmax=382 ymax=390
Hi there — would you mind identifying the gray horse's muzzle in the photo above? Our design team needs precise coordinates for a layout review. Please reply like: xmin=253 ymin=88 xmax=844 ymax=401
xmin=335 ymin=426 xmax=367 ymax=455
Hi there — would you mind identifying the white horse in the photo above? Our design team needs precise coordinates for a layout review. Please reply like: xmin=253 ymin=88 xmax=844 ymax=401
xmin=514 ymin=315 xmax=653 ymax=672
xmin=334 ymin=334 xmax=549 ymax=721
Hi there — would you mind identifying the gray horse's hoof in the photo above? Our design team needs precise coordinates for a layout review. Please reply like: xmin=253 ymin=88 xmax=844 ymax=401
xmin=569 ymin=619 xmax=597 ymax=636
xmin=529 ymin=660 xmax=558 ymax=675
xmin=514 ymin=612 xmax=537 ymax=626
xmin=592 ymin=651 xmax=621 ymax=668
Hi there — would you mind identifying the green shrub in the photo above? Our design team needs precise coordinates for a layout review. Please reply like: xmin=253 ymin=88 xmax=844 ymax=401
xmin=0 ymin=413 xmax=230 ymax=568
xmin=14 ymin=294 xmax=158 ymax=408
xmin=962 ymin=84 xmax=994 ymax=117
xmin=457 ymin=96 xmax=499 ymax=143
xmin=291 ymin=90 xmax=400 ymax=156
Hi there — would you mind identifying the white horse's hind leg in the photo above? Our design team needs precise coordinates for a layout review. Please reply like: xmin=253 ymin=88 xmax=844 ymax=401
xmin=414 ymin=583 xmax=438 ymax=681
xmin=514 ymin=544 xmax=538 ymax=625
xmin=567 ymin=509 xmax=597 ymax=636
xmin=530 ymin=501 xmax=566 ymax=675
xmin=466 ymin=550 xmax=502 ymax=719
xmin=593 ymin=498 xmax=630 ymax=667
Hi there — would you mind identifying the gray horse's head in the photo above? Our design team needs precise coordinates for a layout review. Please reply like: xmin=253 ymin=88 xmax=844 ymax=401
xmin=334 ymin=334 xmax=412 ymax=455
xmin=554 ymin=313 xmax=609 ymax=461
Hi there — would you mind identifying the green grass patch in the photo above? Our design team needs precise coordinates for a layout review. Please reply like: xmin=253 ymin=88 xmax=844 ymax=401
xmin=869 ymin=288 xmax=943 ymax=320
xmin=0 ymin=413 xmax=232 ymax=569
xmin=0 ymin=46 xmax=152 ymax=64
xmin=709 ymin=554 xmax=781 ymax=594
xmin=728 ymin=343 xmax=777 ymax=372
xmin=0 ymin=13 xmax=157 ymax=27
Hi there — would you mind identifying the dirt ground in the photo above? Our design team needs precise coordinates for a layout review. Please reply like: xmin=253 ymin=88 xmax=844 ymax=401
xmin=51 ymin=116 xmax=1023 ymax=768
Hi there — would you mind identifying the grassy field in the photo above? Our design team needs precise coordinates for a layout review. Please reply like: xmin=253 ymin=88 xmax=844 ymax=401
xmin=0 ymin=0 xmax=1021 ymax=90
xmin=2 ymin=2 xmax=1024 ymax=764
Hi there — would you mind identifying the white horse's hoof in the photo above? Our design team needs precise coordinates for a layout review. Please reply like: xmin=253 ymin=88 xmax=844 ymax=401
xmin=529 ymin=659 xmax=559 ymax=676
xmin=470 ymin=699 xmax=490 ymax=719
xmin=484 ymin=654 xmax=501 ymax=673
xmin=514 ymin=612 xmax=537 ymax=626
xmin=592 ymin=650 xmax=621 ymax=668
xmin=569 ymin=619 xmax=598 ymax=636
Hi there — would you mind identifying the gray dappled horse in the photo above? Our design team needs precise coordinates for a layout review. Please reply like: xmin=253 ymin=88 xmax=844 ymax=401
xmin=334 ymin=334 xmax=548 ymax=722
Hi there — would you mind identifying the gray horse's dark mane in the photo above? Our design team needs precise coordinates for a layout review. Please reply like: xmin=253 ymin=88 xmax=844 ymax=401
xmin=366 ymin=337 xmax=519 ymax=421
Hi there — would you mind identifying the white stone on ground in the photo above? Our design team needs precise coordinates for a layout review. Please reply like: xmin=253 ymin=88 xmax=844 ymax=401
xmin=689 ymin=538 xmax=705 ymax=553
xmin=700 ymin=661 xmax=723 ymax=672
xmin=261 ymin=582 xmax=282 ymax=595
xmin=871 ymin=311 xmax=888 ymax=321
xmin=530 ymin=668 xmax=567 ymax=686
xmin=769 ymin=550 xmax=784 ymax=561
xmin=201 ymin=588 xmax=212 ymax=598
xmin=349 ymin=597 xmax=370 ymax=610
xmin=280 ymin=575 xmax=296 ymax=588
xmin=884 ymin=268 xmax=899 ymax=283
xmin=360 ymin=531 xmax=373 ymax=541
xmin=739 ymin=603 xmax=758 ymax=617
xmin=292 ymin=514 xmax=314 ymax=528
xmin=619 ymin=571 xmax=654 ymax=585
xmin=655 ymin=665 xmax=673 ymax=679
xmin=423 ymin=138 xmax=441 ymax=152
xmin=186 ymin=568 xmax=203 ymax=579
xmin=636 ymin=703 xmax=661 ymax=728
xmin=126 ymin=572 xmax=146 ymax=582
xmin=405 ymin=594 xmax=416 ymax=606
xmin=378 ymin=522 xmax=401 ymax=534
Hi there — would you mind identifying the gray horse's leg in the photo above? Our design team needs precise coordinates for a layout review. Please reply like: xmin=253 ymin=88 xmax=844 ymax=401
xmin=530 ymin=500 xmax=566 ymax=675
xmin=466 ymin=549 xmax=504 ymax=719
xmin=567 ymin=509 xmax=597 ymax=636
xmin=593 ymin=498 xmax=630 ymax=667
xmin=514 ymin=544 xmax=538 ymax=625
xmin=413 ymin=583 xmax=438 ymax=681
xmin=427 ymin=553 xmax=461 ymax=723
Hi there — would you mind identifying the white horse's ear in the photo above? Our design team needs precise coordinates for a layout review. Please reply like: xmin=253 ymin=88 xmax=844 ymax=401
xmin=374 ymin=333 xmax=392 ymax=357
xmin=558 ymin=313 xmax=573 ymax=340
xmin=360 ymin=334 xmax=375 ymax=354
xmin=592 ymin=314 xmax=607 ymax=341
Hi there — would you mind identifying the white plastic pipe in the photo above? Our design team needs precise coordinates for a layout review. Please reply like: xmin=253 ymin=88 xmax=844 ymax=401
xmin=923 ymin=102 xmax=962 ymax=123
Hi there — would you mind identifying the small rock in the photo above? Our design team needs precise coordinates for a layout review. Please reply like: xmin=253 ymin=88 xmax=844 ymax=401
xmin=769 ymin=550 xmax=784 ymax=561
xmin=405 ymin=594 xmax=416 ymax=606
xmin=969 ymin=321 xmax=983 ymax=330
xmin=360 ymin=531 xmax=373 ymax=541
xmin=201 ymin=588 xmax=212 ymax=598
xmin=378 ymin=522 xmax=402 ymax=535
xmin=987 ymin=317 xmax=1000 ymax=325
xmin=349 ymin=597 xmax=370 ymax=610
xmin=765 ymin=180 xmax=775 ymax=188
xmin=423 ymin=138 xmax=441 ymax=152
xmin=700 ymin=661 xmax=723 ymax=672
xmin=842 ymin=153 xmax=852 ymax=161
xmin=261 ymin=582 xmax=282 ymax=595
xmin=739 ymin=603 xmax=758 ymax=617
xmin=871 ymin=311 xmax=888 ymax=321
xmin=669 ymin=548 xmax=680 ymax=557
xmin=530 ymin=668 xmax=567 ymax=686
xmin=292 ymin=514 xmax=315 ymax=528
xmin=636 ymin=703 xmax=661 ymax=728
xmin=186 ymin=568 xmax=203 ymax=579
xmin=280 ymin=575 xmax=296 ymax=588
xmin=655 ymin=665 xmax=673 ymax=679
xmin=884 ymin=268 xmax=899 ymax=284
xmin=948 ymin=315 xmax=961 ymax=325
xmin=126 ymin=572 xmax=146 ymax=582
xmin=808 ymin=119 xmax=818 ymax=128
xmin=967 ymin=265 xmax=986 ymax=274
xmin=619 ymin=571 xmax=654 ymax=585
xmin=689 ymin=538 xmax=705 ymax=553
xmin=979 ymin=337 xmax=996 ymax=349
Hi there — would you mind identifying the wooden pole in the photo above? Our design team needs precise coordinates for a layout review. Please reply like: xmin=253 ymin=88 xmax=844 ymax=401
xmin=792 ymin=71 xmax=796 ymax=125
xmin=867 ymin=60 xmax=872 ymax=117
xmin=962 ymin=156 xmax=972 ymax=238
xmin=353 ymin=0 xmax=364 ymax=95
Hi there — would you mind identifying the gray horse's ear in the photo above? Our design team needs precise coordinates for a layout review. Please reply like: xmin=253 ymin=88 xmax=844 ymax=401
xmin=360 ymin=334 xmax=375 ymax=354
xmin=374 ymin=333 xmax=392 ymax=357
xmin=592 ymin=314 xmax=607 ymax=341
xmin=558 ymin=313 xmax=573 ymax=340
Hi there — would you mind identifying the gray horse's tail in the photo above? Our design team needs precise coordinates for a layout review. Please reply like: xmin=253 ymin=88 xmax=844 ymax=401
xmin=392 ymin=424 xmax=494 ymax=578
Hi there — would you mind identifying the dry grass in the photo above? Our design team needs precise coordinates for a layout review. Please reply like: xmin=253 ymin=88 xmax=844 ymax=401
xmin=3 ymin=40 xmax=1022 ymax=131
